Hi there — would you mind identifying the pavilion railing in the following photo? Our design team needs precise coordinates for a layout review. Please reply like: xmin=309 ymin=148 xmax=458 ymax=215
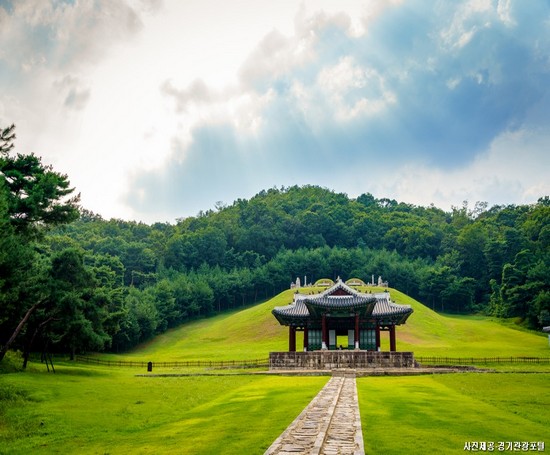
xmin=416 ymin=356 xmax=550 ymax=365
xmin=75 ymin=356 xmax=270 ymax=369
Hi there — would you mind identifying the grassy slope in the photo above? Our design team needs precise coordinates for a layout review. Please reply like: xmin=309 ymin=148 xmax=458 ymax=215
xmin=389 ymin=289 xmax=549 ymax=357
xmin=105 ymin=290 xmax=298 ymax=361
xmin=109 ymin=287 xmax=549 ymax=361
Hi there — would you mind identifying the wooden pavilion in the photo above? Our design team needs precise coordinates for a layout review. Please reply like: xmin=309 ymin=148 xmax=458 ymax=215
xmin=272 ymin=278 xmax=413 ymax=352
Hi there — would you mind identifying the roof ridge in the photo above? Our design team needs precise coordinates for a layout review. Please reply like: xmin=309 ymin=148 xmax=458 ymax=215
xmin=320 ymin=279 xmax=360 ymax=297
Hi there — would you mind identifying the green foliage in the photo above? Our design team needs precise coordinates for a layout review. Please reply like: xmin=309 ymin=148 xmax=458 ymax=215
xmin=33 ymin=188 xmax=550 ymax=355
xmin=0 ymin=128 xmax=79 ymax=237
xmin=0 ymin=125 xmax=83 ymax=364
xmin=1 ymin=132 xmax=548 ymax=360
xmin=0 ymin=351 xmax=24 ymax=374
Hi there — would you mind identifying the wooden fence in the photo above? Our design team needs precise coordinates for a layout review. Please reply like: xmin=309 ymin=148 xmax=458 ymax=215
xmin=75 ymin=356 xmax=269 ymax=369
xmin=416 ymin=356 xmax=550 ymax=365
xmin=75 ymin=355 xmax=550 ymax=369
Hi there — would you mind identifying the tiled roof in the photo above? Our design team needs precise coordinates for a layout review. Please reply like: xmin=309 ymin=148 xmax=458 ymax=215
xmin=372 ymin=295 xmax=413 ymax=324
xmin=304 ymin=294 xmax=376 ymax=319
xmin=274 ymin=300 xmax=309 ymax=318
xmin=305 ymin=295 xmax=375 ymax=308
xmin=272 ymin=281 xmax=413 ymax=326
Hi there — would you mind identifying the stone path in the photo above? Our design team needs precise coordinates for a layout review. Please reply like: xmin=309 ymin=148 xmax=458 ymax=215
xmin=264 ymin=372 xmax=364 ymax=454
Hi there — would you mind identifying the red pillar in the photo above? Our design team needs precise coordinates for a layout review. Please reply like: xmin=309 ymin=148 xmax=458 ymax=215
xmin=303 ymin=327 xmax=309 ymax=351
xmin=354 ymin=314 xmax=360 ymax=349
xmin=322 ymin=314 xmax=328 ymax=349
xmin=389 ymin=325 xmax=396 ymax=352
xmin=289 ymin=326 xmax=296 ymax=352
xmin=375 ymin=325 xmax=381 ymax=351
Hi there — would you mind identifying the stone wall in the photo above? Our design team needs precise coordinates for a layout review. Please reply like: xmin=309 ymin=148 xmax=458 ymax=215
xmin=269 ymin=351 xmax=416 ymax=370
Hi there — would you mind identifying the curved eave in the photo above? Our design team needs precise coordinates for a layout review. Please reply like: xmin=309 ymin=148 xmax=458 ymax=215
xmin=374 ymin=300 xmax=413 ymax=325
xmin=272 ymin=302 xmax=309 ymax=326
xmin=272 ymin=296 xmax=414 ymax=326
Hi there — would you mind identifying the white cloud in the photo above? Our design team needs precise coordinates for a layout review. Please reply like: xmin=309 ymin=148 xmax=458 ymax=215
xmin=376 ymin=127 xmax=550 ymax=210
xmin=496 ymin=0 xmax=516 ymax=27
xmin=317 ymin=56 xmax=396 ymax=120
xmin=439 ymin=0 xmax=495 ymax=50
xmin=238 ymin=27 xmax=315 ymax=91
xmin=54 ymin=75 xmax=91 ymax=110
xmin=0 ymin=0 xmax=144 ymax=74
xmin=1 ymin=0 xmax=549 ymax=223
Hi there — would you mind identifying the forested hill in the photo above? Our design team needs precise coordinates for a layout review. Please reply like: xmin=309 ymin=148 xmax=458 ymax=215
xmin=2 ymin=184 xmax=549 ymax=359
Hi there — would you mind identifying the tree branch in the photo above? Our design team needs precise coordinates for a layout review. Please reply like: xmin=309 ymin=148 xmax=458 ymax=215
xmin=0 ymin=300 xmax=42 ymax=362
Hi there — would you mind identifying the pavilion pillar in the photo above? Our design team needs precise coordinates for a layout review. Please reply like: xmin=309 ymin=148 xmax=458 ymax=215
xmin=303 ymin=327 xmax=309 ymax=352
xmin=289 ymin=326 xmax=296 ymax=352
xmin=375 ymin=325 xmax=381 ymax=351
xmin=354 ymin=314 xmax=360 ymax=349
xmin=389 ymin=325 xmax=396 ymax=352
xmin=321 ymin=314 xmax=328 ymax=350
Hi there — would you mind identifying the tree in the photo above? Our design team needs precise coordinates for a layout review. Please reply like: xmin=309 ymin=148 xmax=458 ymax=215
xmin=125 ymin=288 xmax=159 ymax=342
xmin=0 ymin=125 xmax=81 ymax=362
xmin=20 ymin=249 xmax=112 ymax=364
xmin=1 ymin=127 xmax=80 ymax=236
xmin=0 ymin=124 xmax=15 ymax=154
xmin=0 ymin=183 xmax=47 ymax=362
xmin=419 ymin=266 xmax=454 ymax=311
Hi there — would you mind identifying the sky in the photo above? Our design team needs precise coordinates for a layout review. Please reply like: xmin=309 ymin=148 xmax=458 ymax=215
xmin=0 ymin=0 xmax=549 ymax=224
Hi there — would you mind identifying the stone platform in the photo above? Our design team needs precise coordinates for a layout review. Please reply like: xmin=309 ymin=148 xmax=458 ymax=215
xmin=269 ymin=351 xmax=416 ymax=370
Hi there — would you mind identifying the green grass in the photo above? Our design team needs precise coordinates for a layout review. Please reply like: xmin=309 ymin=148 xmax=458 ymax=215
xmin=1 ymin=287 xmax=549 ymax=454
xmin=358 ymin=374 xmax=549 ymax=454
xmin=101 ymin=287 xmax=549 ymax=362
xmin=389 ymin=288 xmax=549 ymax=357
xmin=104 ymin=290 xmax=299 ymax=362
xmin=2 ymin=367 xmax=548 ymax=454
xmin=0 ymin=365 xmax=327 ymax=454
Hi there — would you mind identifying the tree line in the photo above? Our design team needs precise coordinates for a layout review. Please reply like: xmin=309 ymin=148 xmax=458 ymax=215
xmin=1 ymin=125 xmax=548 ymax=364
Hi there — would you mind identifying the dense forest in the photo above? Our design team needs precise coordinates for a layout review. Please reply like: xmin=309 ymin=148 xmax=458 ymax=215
xmin=1 ymin=125 xmax=549 ymax=363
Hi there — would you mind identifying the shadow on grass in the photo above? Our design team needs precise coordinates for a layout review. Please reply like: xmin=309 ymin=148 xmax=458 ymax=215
xmin=26 ymin=363 xmax=111 ymax=377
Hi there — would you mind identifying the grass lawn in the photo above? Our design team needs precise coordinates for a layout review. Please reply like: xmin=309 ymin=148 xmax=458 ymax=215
xmin=358 ymin=373 xmax=549 ymax=454
xmin=1 ymin=366 xmax=548 ymax=454
xmin=0 ymin=364 xmax=327 ymax=454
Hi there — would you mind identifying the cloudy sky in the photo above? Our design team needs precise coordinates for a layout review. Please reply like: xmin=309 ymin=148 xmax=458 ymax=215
xmin=1 ymin=0 xmax=549 ymax=223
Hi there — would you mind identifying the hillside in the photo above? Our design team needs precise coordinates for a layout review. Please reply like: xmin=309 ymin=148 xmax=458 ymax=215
xmin=105 ymin=287 xmax=549 ymax=361
xmin=4 ymin=185 xmax=547 ymax=362
xmin=389 ymin=289 xmax=548 ymax=357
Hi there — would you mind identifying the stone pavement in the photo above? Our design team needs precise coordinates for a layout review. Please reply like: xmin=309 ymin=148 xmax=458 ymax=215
xmin=264 ymin=371 xmax=364 ymax=454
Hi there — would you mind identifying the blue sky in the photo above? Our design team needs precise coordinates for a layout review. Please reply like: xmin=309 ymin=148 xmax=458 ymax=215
xmin=0 ymin=0 xmax=549 ymax=223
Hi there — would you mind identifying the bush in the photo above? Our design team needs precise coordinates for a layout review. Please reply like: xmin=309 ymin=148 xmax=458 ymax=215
xmin=0 ymin=350 xmax=24 ymax=374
